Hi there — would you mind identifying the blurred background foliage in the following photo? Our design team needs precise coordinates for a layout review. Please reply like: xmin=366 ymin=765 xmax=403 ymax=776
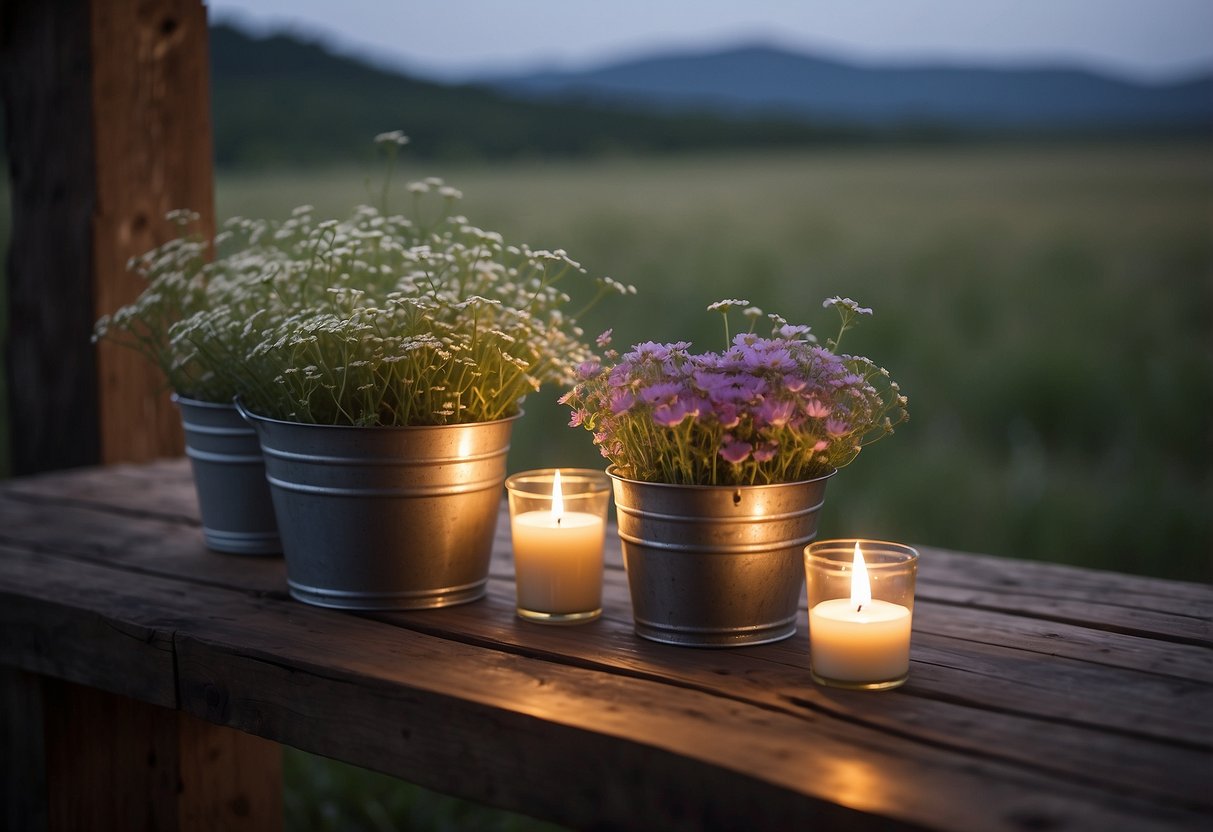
xmin=282 ymin=748 xmax=566 ymax=832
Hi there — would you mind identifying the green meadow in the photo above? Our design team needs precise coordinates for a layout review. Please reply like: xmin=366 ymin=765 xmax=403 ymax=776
xmin=214 ymin=141 xmax=1211 ymax=582
xmin=2 ymin=140 xmax=1209 ymax=585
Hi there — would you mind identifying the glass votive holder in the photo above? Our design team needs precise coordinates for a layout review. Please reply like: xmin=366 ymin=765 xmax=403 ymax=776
xmin=804 ymin=539 xmax=919 ymax=690
xmin=504 ymin=468 xmax=611 ymax=625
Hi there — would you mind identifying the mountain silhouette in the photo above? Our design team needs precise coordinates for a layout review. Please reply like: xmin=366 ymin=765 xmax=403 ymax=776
xmin=208 ymin=26 xmax=865 ymax=167
xmin=488 ymin=43 xmax=1213 ymax=130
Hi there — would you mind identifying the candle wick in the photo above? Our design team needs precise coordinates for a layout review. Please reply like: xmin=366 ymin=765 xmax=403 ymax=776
xmin=556 ymin=516 xmax=561 ymax=527
xmin=856 ymin=603 xmax=863 ymax=613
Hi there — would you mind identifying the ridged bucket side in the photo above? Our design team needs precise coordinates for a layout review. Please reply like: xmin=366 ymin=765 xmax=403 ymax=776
xmin=609 ymin=469 xmax=833 ymax=647
xmin=240 ymin=408 xmax=517 ymax=610
xmin=174 ymin=395 xmax=281 ymax=556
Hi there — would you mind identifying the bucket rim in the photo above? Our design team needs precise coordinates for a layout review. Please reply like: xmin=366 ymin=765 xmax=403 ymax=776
xmin=505 ymin=467 xmax=612 ymax=496
xmin=805 ymin=538 xmax=920 ymax=571
xmin=606 ymin=464 xmax=836 ymax=492
xmin=234 ymin=398 xmax=524 ymax=432
xmin=172 ymin=392 xmax=239 ymax=411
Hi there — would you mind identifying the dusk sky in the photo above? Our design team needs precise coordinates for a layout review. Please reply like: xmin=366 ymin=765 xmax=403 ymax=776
xmin=209 ymin=0 xmax=1213 ymax=81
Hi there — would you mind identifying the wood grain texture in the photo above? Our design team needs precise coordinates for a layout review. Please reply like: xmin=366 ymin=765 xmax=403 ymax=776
xmin=43 ymin=678 xmax=182 ymax=832
xmin=177 ymin=712 xmax=283 ymax=832
xmin=0 ymin=461 xmax=1210 ymax=831
xmin=0 ymin=543 xmax=1195 ymax=830
xmin=0 ymin=542 xmax=178 ymax=706
xmin=89 ymin=0 xmax=215 ymax=465
xmin=39 ymin=678 xmax=282 ymax=832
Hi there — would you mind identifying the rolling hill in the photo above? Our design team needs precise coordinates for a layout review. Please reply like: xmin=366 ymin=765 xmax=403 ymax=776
xmin=208 ymin=26 xmax=866 ymax=167
xmin=488 ymin=43 xmax=1213 ymax=131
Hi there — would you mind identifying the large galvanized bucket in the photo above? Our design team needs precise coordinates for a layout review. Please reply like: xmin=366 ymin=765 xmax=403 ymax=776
xmin=237 ymin=404 xmax=517 ymax=610
xmin=609 ymin=467 xmax=834 ymax=647
xmin=174 ymin=394 xmax=281 ymax=556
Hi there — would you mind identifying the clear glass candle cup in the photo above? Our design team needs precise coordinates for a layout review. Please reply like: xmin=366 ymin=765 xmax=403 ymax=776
xmin=804 ymin=539 xmax=919 ymax=690
xmin=505 ymin=469 xmax=612 ymax=625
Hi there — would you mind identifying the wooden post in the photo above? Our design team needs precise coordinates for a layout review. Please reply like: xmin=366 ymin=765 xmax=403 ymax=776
xmin=90 ymin=0 xmax=214 ymax=465
xmin=1 ymin=0 xmax=216 ymax=473
xmin=1 ymin=3 xmax=283 ymax=826
xmin=0 ymin=0 xmax=102 ymax=473
xmin=41 ymin=678 xmax=282 ymax=832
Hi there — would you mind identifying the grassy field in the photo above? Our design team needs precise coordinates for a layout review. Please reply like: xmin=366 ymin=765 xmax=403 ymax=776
xmin=214 ymin=141 xmax=1212 ymax=582
xmin=2 ymin=142 xmax=1210 ymax=580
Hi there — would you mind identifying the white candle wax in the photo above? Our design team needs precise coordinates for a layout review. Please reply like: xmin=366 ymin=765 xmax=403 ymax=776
xmin=512 ymin=510 xmax=604 ymax=614
xmin=809 ymin=598 xmax=912 ymax=683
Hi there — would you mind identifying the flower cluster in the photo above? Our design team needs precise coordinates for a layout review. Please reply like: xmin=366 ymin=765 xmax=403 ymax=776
xmin=95 ymin=136 xmax=632 ymax=426
xmin=561 ymin=298 xmax=907 ymax=486
xmin=92 ymin=210 xmax=221 ymax=397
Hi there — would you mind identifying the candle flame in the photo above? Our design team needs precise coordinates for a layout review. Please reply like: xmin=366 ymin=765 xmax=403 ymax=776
xmin=551 ymin=470 xmax=564 ymax=522
xmin=851 ymin=542 xmax=872 ymax=611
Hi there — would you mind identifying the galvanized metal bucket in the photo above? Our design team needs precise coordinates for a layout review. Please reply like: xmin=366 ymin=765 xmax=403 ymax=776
xmin=236 ymin=403 xmax=517 ymax=610
xmin=174 ymin=394 xmax=281 ymax=556
xmin=609 ymin=467 xmax=834 ymax=647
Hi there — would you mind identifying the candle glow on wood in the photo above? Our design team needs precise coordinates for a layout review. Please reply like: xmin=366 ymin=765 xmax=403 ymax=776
xmin=808 ymin=542 xmax=913 ymax=686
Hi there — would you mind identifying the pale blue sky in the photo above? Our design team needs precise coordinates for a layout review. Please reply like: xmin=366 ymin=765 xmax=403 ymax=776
xmin=209 ymin=0 xmax=1213 ymax=81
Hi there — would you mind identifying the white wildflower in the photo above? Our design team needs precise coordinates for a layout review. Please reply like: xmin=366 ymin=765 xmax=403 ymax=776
xmin=373 ymin=131 xmax=410 ymax=146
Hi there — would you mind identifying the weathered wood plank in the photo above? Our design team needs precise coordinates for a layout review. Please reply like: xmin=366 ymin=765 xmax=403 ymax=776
xmin=1 ymin=458 xmax=200 ymax=522
xmin=0 ymin=544 xmax=177 ymax=707
xmin=3 ymin=466 xmax=1209 ymax=650
xmin=2 ymin=542 xmax=1205 ymax=831
xmin=3 ymin=464 xmax=1210 ymax=828
xmin=0 ymin=498 xmax=285 ymax=596
xmin=909 ymin=602 xmax=1213 ymax=683
xmin=379 ymin=588 xmax=1212 ymax=808
xmin=174 ymin=590 xmax=1206 ymax=832
xmin=4 ymin=487 xmax=1208 ymax=749
xmin=2 ymin=489 xmax=1209 ymax=750
xmin=914 ymin=582 xmax=1210 ymax=646
xmin=919 ymin=545 xmax=1213 ymax=607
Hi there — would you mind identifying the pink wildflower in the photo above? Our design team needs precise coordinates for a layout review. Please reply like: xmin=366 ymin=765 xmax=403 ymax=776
xmin=757 ymin=397 xmax=795 ymax=428
xmin=719 ymin=436 xmax=752 ymax=464
xmin=752 ymin=441 xmax=779 ymax=463
xmin=804 ymin=398 xmax=830 ymax=419
xmin=826 ymin=418 xmax=850 ymax=438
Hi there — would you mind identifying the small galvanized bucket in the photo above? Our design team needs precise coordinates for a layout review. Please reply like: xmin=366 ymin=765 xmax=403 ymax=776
xmin=237 ymin=403 xmax=517 ymax=610
xmin=174 ymin=394 xmax=281 ymax=556
xmin=609 ymin=467 xmax=834 ymax=647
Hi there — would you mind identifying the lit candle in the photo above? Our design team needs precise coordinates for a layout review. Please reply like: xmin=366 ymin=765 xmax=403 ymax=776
xmin=808 ymin=542 xmax=913 ymax=686
xmin=510 ymin=470 xmax=607 ymax=623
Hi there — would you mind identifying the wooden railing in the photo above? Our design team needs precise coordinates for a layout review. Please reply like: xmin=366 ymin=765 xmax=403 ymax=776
xmin=1 ymin=458 xmax=1209 ymax=830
